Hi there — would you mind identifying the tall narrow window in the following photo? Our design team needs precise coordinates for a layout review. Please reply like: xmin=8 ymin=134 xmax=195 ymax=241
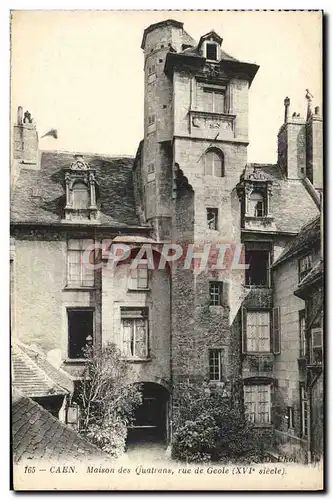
xmin=209 ymin=281 xmax=223 ymax=306
xmin=121 ymin=308 xmax=149 ymax=359
xmin=300 ymin=383 xmax=308 ymax=438
xmin=67 ymin=239 xmax=95 ymax=287
xmin=67 ymin=309 xmax=94 ymax=359
xmin=204 ymin=149 xmax=224 ymax=177
xmin=206 ymin=208 xmax=218 ymax=230
xmin=246 ymin=311 xmax=270 ymax=352
xmin=209 ymin=349 xmax=223 ymax=381
xmin=311 ymin=327 xmax=323 ymax=365
xmin=287 ymin=406 xmax=295 ymax=429
xmin=72 ymin=181 xmax=90 ymax=209
xmin=244 ymin=384 xmax=271 ymax=424
xmin=299 ymin=309 xmax=306 ymax=357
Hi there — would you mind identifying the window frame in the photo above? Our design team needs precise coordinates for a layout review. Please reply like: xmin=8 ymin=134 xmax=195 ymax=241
xmin=209 ymin=349 xmax=223 ymax=382
xmin=209 ymin=281 xmax=223 ymax=306
xmin=120 ymin=307 xmax=149 ymax=360
xmin=300 ymin=383 xmax=308 ymax=438
xmin=299 ymin=309 xmax=306 ymax=358
xmin=67 ymin=239 xmax=95 ymax=288
xmin=245 ymin=248 xmax=271 ymax=287
xmin=206 ymin=42 xmax=218 ymax=61
xmin=287 ymin=406 xmax=295 ymax=429
xmin=244 ymin=384 xmax=272 ymax=425
xmin=298 ymin=253 xmax=313 ymax=283
xmin=72 ymin=180 xmax=90 ymax=210
xmin=128 ymin=263 xmax=149 ymax=291
xmin=310 ymin=327 xmax=323 ymax=365
xmin=242 ymin=308 xmax=272 ymax=354
xmin=204 ymin=148 xmax=225 ymax=177
xmin=67 ymin=307 xmax=94 ymax=361
xmin=206 ymin=207 xmax=218 ymax=230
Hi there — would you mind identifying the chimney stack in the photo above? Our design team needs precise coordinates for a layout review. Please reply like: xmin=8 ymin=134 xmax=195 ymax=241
xmin=277 ymin=97 xmax=306 ymax=180
xmin=13 ymin=106 xmax=39 ymax=167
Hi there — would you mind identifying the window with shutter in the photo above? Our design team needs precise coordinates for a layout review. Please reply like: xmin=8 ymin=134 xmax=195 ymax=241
xmin=272 ymin=306 xmax=281 ymax=354
xmin=246 ymin=311 xmax=270 ymax=352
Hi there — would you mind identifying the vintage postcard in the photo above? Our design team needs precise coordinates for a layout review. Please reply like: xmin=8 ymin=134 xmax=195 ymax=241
xmin=10 ymin=10 xmax=324 ymax=491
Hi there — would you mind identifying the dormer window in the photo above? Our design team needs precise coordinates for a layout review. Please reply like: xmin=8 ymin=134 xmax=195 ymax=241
xmin=63 ymin=155 xmax=99 ymax=223
xmin=206 ymin=43 xmax=218 ymax=61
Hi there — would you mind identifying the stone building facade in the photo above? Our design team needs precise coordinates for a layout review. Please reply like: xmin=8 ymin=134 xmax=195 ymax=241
xmin=10 ymin=19 xmax=323 ymax=458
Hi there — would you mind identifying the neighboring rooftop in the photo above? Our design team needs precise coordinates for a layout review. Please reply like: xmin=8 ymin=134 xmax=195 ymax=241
xmin=272 ymin=215 xmax=321 ymax=267
xmin=12 ymin=395 xmax=107 ymax=463
xmin=12 ymin=342 xmax=74 ymax=398
xmin=11 ymin=151 xmax=143 ymax=228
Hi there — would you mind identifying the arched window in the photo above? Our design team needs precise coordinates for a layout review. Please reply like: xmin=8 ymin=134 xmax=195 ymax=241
xmin=72 ymin=181 xmax=90 ymax=209
xmin=204 ymin=149 xmax=224 ymax=177
xmin=248 ymin=191 xmax=265 ymax=217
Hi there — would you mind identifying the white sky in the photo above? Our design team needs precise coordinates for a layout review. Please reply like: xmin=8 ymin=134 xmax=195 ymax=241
xmin=11 ymin=10 xmax=322 ymax=163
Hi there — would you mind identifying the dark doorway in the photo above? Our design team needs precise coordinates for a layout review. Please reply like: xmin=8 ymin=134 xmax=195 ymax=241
xmin=127 ymin=383 xmax=169 ymax=445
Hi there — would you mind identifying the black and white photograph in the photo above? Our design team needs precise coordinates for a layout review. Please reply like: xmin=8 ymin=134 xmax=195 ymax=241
xmin=10 ymin=10 xmax=324 ymax=491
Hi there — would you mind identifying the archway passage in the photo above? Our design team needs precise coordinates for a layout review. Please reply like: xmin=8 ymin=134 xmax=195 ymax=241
xmin=127 ymin=383 xmax=169 ymax=445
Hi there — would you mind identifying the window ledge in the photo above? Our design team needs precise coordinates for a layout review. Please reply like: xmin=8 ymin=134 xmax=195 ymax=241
xmin=244 ymin=285 xmax=271 ymax=289
xmin=253 ymin=423 xmax=273 ymax=429
xmin=64 ymin=358 xmax=88 ymax=364
xmin=243 ymin=352 xmax=274 ymax=356
xmin=64 ymin=286 xmax=96 ymax=291
xmin=245 ymin=215 xmax=274 ymax=221
xmin=127 ymin=288 xmax=150 ymax=293
xmin=121 ymin=357 xmax=152 ymax=363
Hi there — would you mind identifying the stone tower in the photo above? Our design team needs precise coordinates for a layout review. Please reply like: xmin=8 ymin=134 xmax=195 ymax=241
xmin=138 ymin=19 xmax=260 ymax=412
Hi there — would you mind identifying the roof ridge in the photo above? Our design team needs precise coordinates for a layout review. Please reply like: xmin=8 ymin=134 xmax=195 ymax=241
xmin=40 ymin=149 xmax=135 ymax=159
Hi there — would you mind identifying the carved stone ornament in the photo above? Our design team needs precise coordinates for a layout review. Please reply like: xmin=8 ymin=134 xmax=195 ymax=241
xmin=70 ymin=155 xmax=90 ymax=171
xmin=249 ymin=169 xmax=268 ymax=181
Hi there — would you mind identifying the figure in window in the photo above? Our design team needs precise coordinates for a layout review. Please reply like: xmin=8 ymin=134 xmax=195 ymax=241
xmin=248 ymin=191 xmax=266 ymax=217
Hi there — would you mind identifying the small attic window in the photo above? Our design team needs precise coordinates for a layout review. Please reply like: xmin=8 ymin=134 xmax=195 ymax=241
xmin=206 ymin=43 xmax=218 ymax=61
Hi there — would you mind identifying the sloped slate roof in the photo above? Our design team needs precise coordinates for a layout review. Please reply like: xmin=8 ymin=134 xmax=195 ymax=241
xmin=12 ymin=343 xmax=74 ymax=398
xmin=272 ymin=215 xmax=320 ymax=267
xmin=241 ymin=164 xmax=319 ymax=233
xmin=12 ymin=395 xmax=106 ymax=463
xmin=11 ymin=151 xmax=142 ymax=227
